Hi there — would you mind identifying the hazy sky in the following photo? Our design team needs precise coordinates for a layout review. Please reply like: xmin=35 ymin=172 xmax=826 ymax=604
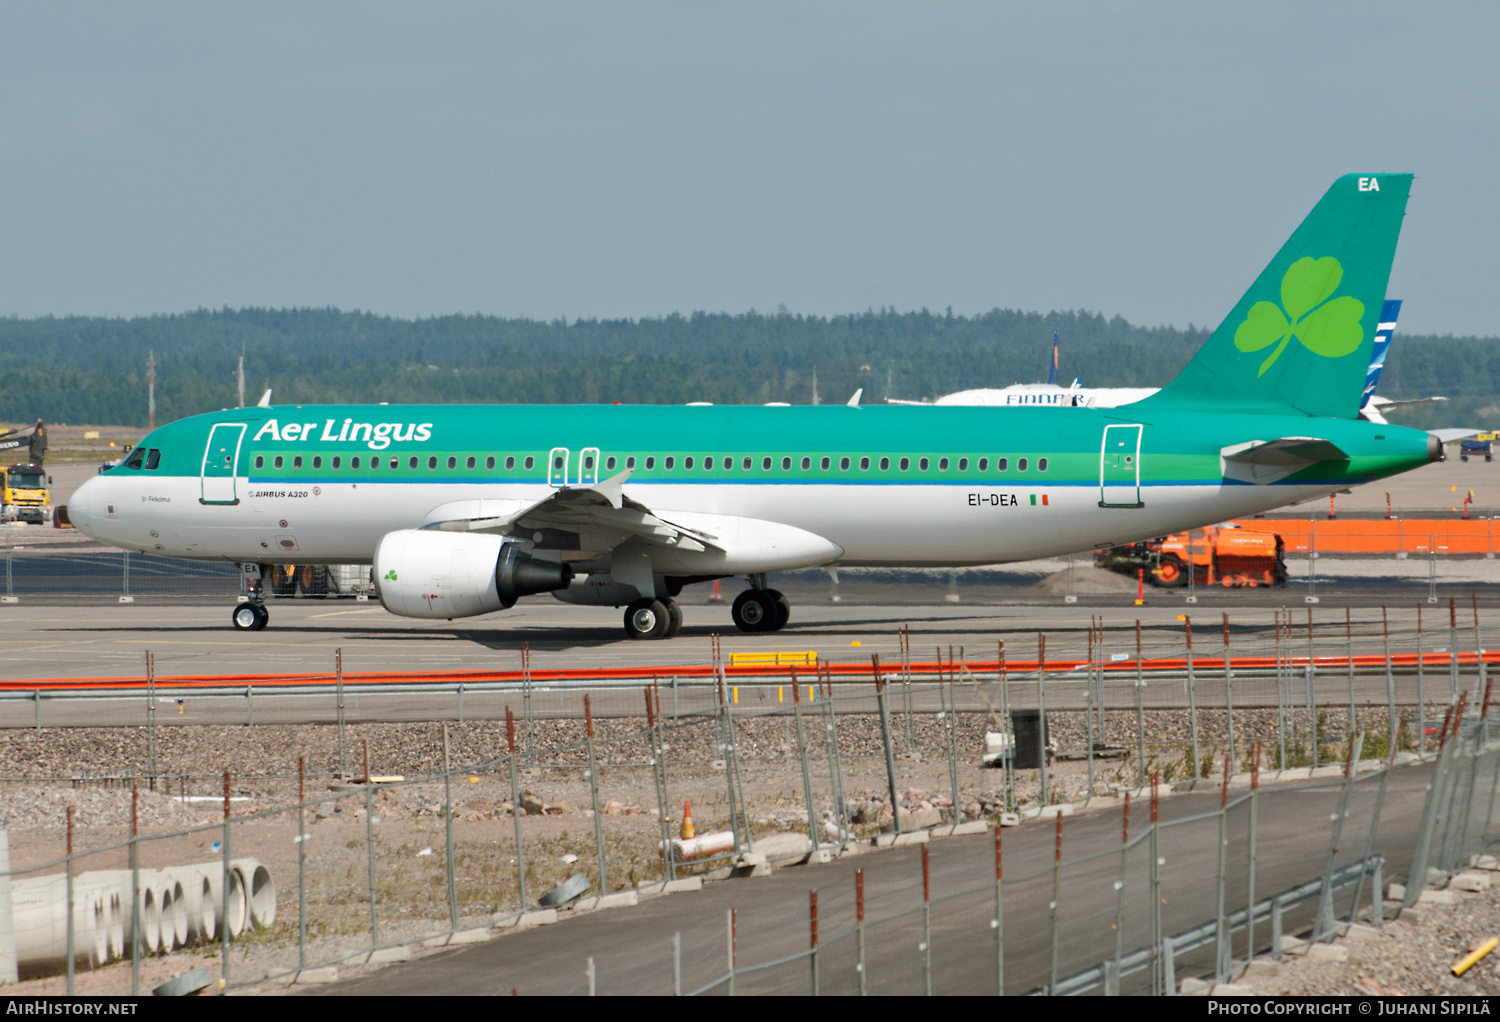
xmin=3 ymin=3 xmax=1497 ymax=336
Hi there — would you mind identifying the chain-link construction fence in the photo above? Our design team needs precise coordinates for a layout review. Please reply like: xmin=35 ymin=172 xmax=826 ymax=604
xmin=3 ymin=617 xmax=1500 ymax=994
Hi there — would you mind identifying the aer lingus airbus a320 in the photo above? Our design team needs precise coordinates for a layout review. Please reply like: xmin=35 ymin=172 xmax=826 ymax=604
xmin=69 ymin=173 xmax=1440 ymax=639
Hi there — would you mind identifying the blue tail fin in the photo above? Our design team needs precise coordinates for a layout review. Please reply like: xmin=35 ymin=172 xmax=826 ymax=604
xmin=1360 ymin=299 xmax=1402 ymax=410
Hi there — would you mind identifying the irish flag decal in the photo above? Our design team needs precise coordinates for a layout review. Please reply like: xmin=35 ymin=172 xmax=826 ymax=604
xmin=1029 ymin=494 xmax=1049 ymax=506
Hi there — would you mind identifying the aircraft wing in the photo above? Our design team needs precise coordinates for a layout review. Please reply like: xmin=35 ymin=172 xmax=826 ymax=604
xmin=1220 ymin=437 xmax=1349 ymax=484
xmin=424 ymin=470 xmax=722 ymax=554
xmin=1371 ymin=395 xmax=1448 ymax=411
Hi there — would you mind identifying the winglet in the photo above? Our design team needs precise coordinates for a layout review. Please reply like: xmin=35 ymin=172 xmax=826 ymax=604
xmin=257 ymin=389 xmax=272 ymax=408
xmin=847 ymin=389 xmax=862 ymax=408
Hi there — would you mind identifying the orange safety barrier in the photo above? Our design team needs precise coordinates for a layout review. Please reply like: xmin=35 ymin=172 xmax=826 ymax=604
xmin=5 ymin=652 xmax=1499 ymax=693
xmin=1231 ymin=518 xmax=1499 ymax=556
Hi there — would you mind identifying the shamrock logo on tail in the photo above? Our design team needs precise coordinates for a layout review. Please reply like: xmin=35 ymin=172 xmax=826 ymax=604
xmin=1234 ymin=257 xmax=1365 ymax=376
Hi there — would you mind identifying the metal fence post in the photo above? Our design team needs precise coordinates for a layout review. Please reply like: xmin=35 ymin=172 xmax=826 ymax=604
xmin=1418 ymin=606 xmax=1427 ymax=755
xmin=1150 ymin=775 xmax=1162 ymax=996
xmin=298 ymin=757 xmax=307 ymax=970
xmin=1135 ymin=622 xmax=1147 ymax=789
xmin=873 ymin=655 xmax=902 ymax=834
xmin=1215 ymin=756 xmax=1231 ymax=980
xmin=1223 ymin=614 xmax=1235 ymax=768
xmin=65 ymin=807 xmax=74 ymax=996
xmin=855 ymin=869 xmax=866 ymax=996
xmin=145 ymin=651 xmax=156 ymax=789
xmin=994 ymin=825 xmax=1005 ymax=996
xmin=1247 ymin=744 xmax=1260 ymax=960
xmin=336 ymin=648 xmax=347 ymax=777
xmin=1348 ymin=607 xmax=1358 ymax=748
xmin=921 ymin=843 xmax=932 ymax=996
xmin=1049 ymin=811 xmax=1062 ymax=994
xmin=122 ymin=550 xmax=130 ymax=599
xmin=790 ymin=670 xmax=820 ymax=854
xmin=365 ymin=741 xmax=378 ymax=946
xmin=443 ymin=725 xmax=458 ymax=930
xmin=716 ymin=673 xmax=745 ymax=854
xmin=1038 ymin=635 xmax=1050 ymax=804
xmin=645 ymin=687 xmax=674 ymax=883
xmin=1086 ymin=621 xmax=1097 ymax=797
xmin=1315 ymin=735 xmax=1358 ymax=936
xmin=945 ymin=669 xmax=962 ymax=821
xmin=1272 ymin=898 xmax=1284 ymax=961
xmin=1111 ymin=794 xmax=1129 ymax=992
xmin=130 ymin=786 xmax=140 ymax=997
xmin=726 ymin=907 xmax=736 ymax=996
xmin=809 ymin=889 xmax=820 ymax=996
xmin=220 ymin=772 xmax=231 ymax=994
xmin=584 ymin=695 xmax=609 ymax=896
xmin=1308 ymin=609 xmax=1319 ymax=769
xmin=1450 ymin=597 xmax=1461 ymax=700
xmin=506 ymin=708 xmax=528 ymax=911
xmin=821 ymin=669 xmax=850 ymax=849
xmin=1184 ymin=617 xmax=1201 ymax=779
xmin=673 ymin=931 xmax=682 ymax=996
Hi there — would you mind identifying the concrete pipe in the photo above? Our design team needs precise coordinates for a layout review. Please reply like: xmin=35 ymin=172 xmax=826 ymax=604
xmin=201 ymin=866 xmax=246 ymax=939
xmin=138 ymin=886 xmax=161 ymax=954
xmin=162 ymin=879 xmax=189 ymax=950
xmin=230 ymin=860 xmax=275 ymax=932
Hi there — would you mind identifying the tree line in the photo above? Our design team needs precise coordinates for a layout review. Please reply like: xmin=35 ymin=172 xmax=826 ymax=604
xmin=0 ymin=306 xmax=1492 ymax=430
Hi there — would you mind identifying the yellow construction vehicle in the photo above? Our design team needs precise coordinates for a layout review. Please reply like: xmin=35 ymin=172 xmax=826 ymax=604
xmin=0 ymin=463 xmax=52 ymax=524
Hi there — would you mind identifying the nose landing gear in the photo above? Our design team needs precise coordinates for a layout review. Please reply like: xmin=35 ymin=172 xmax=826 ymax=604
xmin=232 ymin=563 xmax=270 ymax=631
xmin=232 ymin=602 xmax=269 ymax=631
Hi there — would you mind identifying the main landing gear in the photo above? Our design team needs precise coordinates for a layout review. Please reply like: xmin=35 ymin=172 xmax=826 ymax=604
xmin=731 ymin=587 xmax=790 ymax=633
xmin=624 ymin=597 xmax=684 ymax=640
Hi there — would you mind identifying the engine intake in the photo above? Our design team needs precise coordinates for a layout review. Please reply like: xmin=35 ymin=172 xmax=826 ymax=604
xmin=374 ymin=529 xmax=573 ymax=619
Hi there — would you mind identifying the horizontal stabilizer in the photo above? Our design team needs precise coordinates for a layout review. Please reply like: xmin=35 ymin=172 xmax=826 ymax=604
xmin=1220 ymin=437 xmax=1349 ymax=485
xmin=1428 ymin=428 xmax=1484 ymax=444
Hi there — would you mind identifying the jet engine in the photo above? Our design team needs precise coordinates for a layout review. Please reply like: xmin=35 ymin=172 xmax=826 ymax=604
xmin=373 ymin=529 xmax=573 ymax=619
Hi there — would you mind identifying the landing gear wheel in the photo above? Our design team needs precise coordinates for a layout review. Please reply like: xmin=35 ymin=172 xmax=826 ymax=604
xmin=766 ymin=589 xmax=791 ymax=631
xmin=233 ymin=603 xmax=269 ymax=631
xmin=664 ymin=599 xmax=683 ymax=637
xmin=731 ymin=589 xmax=777 ymax=633
xmin=625 ymin=598 xmax=670 ymax=639
xmin=1153 ymin=555 xmax=1186 ymax=589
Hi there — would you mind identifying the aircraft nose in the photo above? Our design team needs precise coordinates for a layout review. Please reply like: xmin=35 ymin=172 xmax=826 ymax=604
xmin=67 ymin=475 xmax=108 ymax=534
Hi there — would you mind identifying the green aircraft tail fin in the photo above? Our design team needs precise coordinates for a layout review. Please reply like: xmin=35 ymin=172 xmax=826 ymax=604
xmin=1143 ymin=174 xmax=1412 ymax=419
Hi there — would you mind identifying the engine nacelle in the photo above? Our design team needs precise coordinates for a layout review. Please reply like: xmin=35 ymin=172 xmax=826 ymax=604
xmin=373 ymin=529 xmax=573 ymax=619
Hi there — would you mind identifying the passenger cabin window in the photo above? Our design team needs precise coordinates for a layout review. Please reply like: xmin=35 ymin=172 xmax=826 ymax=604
xmin=506 ymin=456 xmax=516 ymax=470
xmin=918 ymin=457 xmax=929 ymax=471
xmin=389 ymin=457 xmax=398 ymax=469
xmin=899 ymin=457 xmax=910 ymax=471
xmin=858 ymin=457 xmax=868 ymax=470
xmin=605 ymin=456 xmax=616 ymax=471
xmin=428 ymin=456 xmax=437 ymax=469
xmin=665 ymin=456 xmax=675 ymax=470
xmin=294 ymin=456 xmax=303 ymax=469
xmin=524 ymin=456 xmax=534 ymax=470
xmin=978 ymin=458 xmax=987 ymax=471
xmin=997 ymin=457 xmax=1008 ymax=471
xmin=879 ymin=457 xmax=889 ymax=471
xmin=722 ymin=455 xmax=732 ymax=470
xmin=938 ymin=457 xmax=949 ymax=471
xmin=145 ymin=449 xmax=161 ymax=470
xmin=466 ymin=456 xmax=476 ymax=469
xmin=1038 ymin=457 xmax=1049 ymax=472
xmin=645 ymin=457 xmax=655 ymax=469
xmin=703 ymin=457 xmax=713 ymax=470
xmin=741 ymin=456 xmax=750 ymax=470
xmin=958 ymin=457 xmax=967 ymax=471
xmin=781 ymin=457 xmax=792 ymax=471
xmin=801 ymin=457 xmax=811 ymax=470
xmin=369 ymin=457 xmax=379 ymax=470
xmin=1018 ymin=458 xmax=1028 ymax=471
xmin=486 ymin=456 xmax=496 ymax=470
xmin=312 ymin=456 xmax=322 ymax=469
xmin=684 ymin=456 xmax=694 ymax=469
xmin=273 ymin=456 xmax=284 ymax=469
xmin=331 ymin=457 xmax=341 ymax=469
xmin=447 ymin=457 xmax=457 ymax=469
xmin=408 ymin=456 xmax=418 ymax=469
xmin=625 ymin=456 xmax=635 ymax=469
xmin=352 ymin=456 xmax=361 ymax=469
xmin=254 ymin=456 xmax=264 ymax=470
xmin=839 ymin=457 xmax=849 ymax=470
xmin=822 ymin=457 xmax=832 ymax=470
xmin=762 ymin=457 xmax=772 ymax=470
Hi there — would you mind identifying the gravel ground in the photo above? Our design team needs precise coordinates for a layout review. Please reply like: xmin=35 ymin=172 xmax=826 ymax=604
xmin=1233 ymin=873 xmax=1500 ymax=996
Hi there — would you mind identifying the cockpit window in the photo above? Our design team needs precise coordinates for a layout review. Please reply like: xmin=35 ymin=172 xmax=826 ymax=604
xmin=144 ymin=449 xmax=161 ymax=470
xmin=122 ymin=447 xmax=146 ymax=470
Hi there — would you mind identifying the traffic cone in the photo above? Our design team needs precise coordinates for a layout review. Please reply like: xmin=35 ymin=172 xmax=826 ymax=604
xmin=680 ymin=800 xmax=695 ymax=840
